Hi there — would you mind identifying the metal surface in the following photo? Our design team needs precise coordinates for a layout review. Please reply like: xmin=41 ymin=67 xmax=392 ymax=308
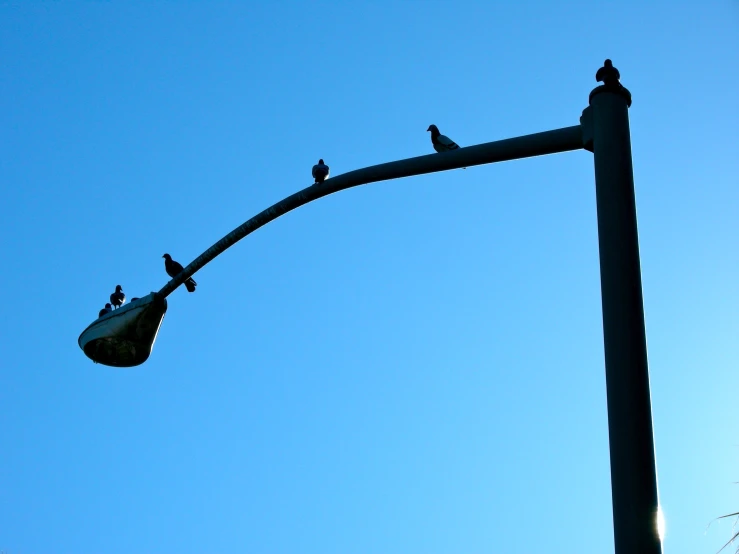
xmin=78 ymin=293 xmax=167 ymax=367
xmin=158 ymin=125 xmax=584 ymax=297
xmin=590 ymin=62 xmax=662 ymax=553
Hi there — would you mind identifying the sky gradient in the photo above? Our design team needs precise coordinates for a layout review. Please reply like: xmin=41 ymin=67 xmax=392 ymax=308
xmin=1 ymin=2 xmax=737 ymax=553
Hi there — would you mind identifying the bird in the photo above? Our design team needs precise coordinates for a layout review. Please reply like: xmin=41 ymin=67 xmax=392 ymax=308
xmin=312 ymin=159 xmax=330 ymax=184
xmin=110 ymin=285 xmax=125 ymax=309
xmin=98 ymin=303 xmax=112 ymax=318
xmin=427 ymin=124 xmax=460 ymax=153
xmin=163 ymin=253 xmax=197 ymax=292
xmin=596 ymin=59 xmax=620 ymax=88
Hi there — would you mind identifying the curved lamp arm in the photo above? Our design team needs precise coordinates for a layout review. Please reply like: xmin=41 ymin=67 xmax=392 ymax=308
xmin=158 ymin=124 xmax=583 ymax=298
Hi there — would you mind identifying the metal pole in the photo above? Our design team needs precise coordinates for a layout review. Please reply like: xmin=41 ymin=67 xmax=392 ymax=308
xmin=158 ymin=125 xmax=583 ymax=298
xmin=588 ymin=60 xmax=662 ymax=554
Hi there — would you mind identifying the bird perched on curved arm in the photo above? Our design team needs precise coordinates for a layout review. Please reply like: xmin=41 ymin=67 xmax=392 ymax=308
xmin=427 ymin=124 xmax=460 ymax=153
xmin=163 ymin=254 xmax=197 ymax=292
xmin=98 ymin=303 xmax=112 ymax=318
xmin=312 ymin=159 xmax=330 ymax=184
xmin=110 ymin=285 xmax=126 ymax=309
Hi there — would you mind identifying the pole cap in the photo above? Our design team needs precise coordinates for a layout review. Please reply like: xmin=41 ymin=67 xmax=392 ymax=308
xmin=589 ymin=59 xmax=632 ymax=107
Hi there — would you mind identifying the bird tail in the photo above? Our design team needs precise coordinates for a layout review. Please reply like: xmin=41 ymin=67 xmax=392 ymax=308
xmin=185 ymin=278 xmax=197 ymax=293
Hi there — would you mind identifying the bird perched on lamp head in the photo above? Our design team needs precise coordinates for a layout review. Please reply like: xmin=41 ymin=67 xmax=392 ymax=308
xmin=427 ymin=124 xmax=460 ymax=153
xmin=163 ymin=253 xmax=197 ymax=293
xmin=110 ymin=285 xmax=125 ymax=309
xmin=99 ymin=303 xmax=112 ymax=318
xmin=312 ymin=159 xmax=330 ymax=184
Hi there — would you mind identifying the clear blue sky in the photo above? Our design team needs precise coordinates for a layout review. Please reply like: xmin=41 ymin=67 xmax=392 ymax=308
xmin=1 ymin=2 xmax=737 ymax=553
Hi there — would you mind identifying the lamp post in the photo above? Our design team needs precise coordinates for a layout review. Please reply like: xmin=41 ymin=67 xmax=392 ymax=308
xmin=78 ymin=60 xmax=662 ymax=554
xmin=588 ymin=60 xmax=663 ymax=554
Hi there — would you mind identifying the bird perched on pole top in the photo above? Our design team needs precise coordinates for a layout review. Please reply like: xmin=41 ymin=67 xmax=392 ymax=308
xmin=110 ymin=285 xmax=126 ymax=309
xmin=99 ymin=303 xmax=112 ymax=318
xmin=427 ymin=125 xmax=460 ymax=153
xmin=312 ymin=159 xmax=330 ymax=184
xmin=163 ymin=253 xmax=197 ymax=293
xmin=590 ymin=58 xmax=632 ymax=107
xmin=595 ymin=59 xmax=620 ymax=88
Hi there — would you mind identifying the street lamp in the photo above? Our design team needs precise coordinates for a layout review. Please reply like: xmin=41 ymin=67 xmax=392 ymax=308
xmin=78 ymin=292 xmax=167 ymax=367
xmin=77 ymin=60 xmax=662 ymax=554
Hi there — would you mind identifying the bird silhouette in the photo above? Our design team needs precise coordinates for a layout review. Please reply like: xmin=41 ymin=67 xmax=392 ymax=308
xmin=312 ymin=159 xmax=330 ymax=184
xmin=427 ymin=125 xmax=460 ymax=153
xmin=98 ymin=303 xmax=112 ymax=318
xmin=163 ymin=253 xmax=197 ymax=293
xmin=110 ymin=285 xmax=125 ymax=309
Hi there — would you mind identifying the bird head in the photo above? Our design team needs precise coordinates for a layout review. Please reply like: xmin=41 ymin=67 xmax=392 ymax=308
xmin=427 ymin=124 xmax=439 ymax=134
xmin=116 ymin=285 xmax=123 ymax=292
xmin=105 ymin=303 xmax=112 ymax=308
xmin=318 ymin=159 xmax=324 ymax=165
xmin=163 ymin=254 xmax=171 ymax=260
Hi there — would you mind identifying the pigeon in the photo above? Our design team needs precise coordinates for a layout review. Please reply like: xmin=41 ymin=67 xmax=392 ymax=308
xmin=596 ymin=59 xmax=620 ymax=88
xmin=110 ymin=285 xmax=126 ymax=309
xmin=312 ymin=159 xmax=330 ymax=184
xmin=163 ymin=253 xmax=197 ymax=292
xmin=99 ymin=303 xmax=113 ymax=318
xmin=427 ymin=125 xmax=460 ymax=153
